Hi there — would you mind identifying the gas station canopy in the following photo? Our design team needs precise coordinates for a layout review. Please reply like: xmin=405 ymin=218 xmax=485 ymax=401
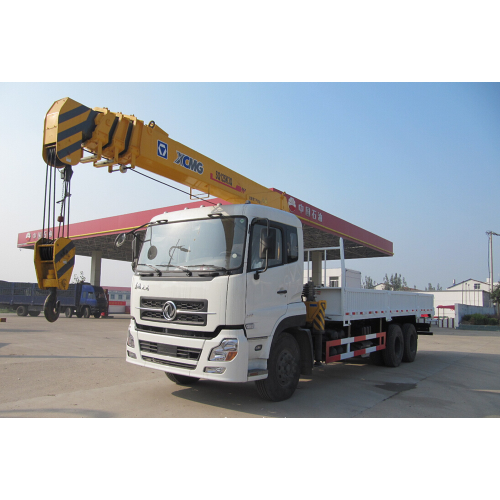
xmin=18 ymin=193 xmax=393 ymax=263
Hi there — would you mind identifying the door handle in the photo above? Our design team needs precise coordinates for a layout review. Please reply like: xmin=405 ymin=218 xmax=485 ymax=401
xmin=277 ymin=289 xmax=287 ymax=294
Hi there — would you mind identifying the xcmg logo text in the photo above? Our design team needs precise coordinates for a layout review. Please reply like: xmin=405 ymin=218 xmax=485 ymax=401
xmin=175 ymin=151 xmax=204 ymax=174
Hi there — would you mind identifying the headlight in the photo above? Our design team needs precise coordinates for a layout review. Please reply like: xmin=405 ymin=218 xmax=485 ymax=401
xmin=208 ymin=338 xmax=238 ymax=362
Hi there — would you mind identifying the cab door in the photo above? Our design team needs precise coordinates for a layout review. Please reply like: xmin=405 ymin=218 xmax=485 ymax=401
xmin=245 ymin=222 xmax=288 ymax=339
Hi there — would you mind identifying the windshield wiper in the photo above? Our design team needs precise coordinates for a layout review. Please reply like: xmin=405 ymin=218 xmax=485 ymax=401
xmin=137 ymin=263 xmax=162 ymax=276
xmin=174 ymin=265 xmax=192 ymax=277
xmin=153 ymin=264 xmax=192 ymax=276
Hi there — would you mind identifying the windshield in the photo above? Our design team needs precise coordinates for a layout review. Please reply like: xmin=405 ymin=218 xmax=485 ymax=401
xmin=137 ymin=216 xmax=247 ymax=273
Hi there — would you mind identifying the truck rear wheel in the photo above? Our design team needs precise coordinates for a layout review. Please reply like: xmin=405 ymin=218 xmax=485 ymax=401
xmin=28 ymin=311 xmax=40 ymax=317
xmin=65 ymin=307 xmax=73 ymax=318
xmin=82 ymin=307 xmax=91 ymax=318
xmin=255 ymin=332 xmax=300 ymax=402
xmin=402 ymin=323 xmax=418 ymax=362
xmin=165 ymin=372 xmax=200 ymax=385
xmin=383 ymin=324 xmax=404 ymax=367
xmin=16 ymin=306 xmax=29 ymax=316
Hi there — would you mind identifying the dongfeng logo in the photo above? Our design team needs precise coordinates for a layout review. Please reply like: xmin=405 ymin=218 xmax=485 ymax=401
xmin=162 ymin=300 xmax=177 ymax=321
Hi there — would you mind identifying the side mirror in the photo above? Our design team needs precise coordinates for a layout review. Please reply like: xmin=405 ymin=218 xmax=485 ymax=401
xmin=114 ymin=233 xmax=127 ymax=248
xmin=259 ymin=228 xmax=276 ymax=260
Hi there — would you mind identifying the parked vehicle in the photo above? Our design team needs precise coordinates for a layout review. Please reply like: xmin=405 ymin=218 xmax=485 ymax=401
xmin=0 ymin=281 xmax=107 ymax=318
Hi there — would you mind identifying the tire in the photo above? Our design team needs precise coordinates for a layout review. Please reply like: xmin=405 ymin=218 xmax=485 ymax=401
xmin=82 ymin=307 xmax=91 ymax=318
xmin=28 ymin=311 xmax=40 ymax=317
xmin=16 ymin=306 xmax=29 ymax=317
xmin=382 ymin=323 xmax=404 ymax=367
xmin=64 ymin=307 xmax=73 ymax=318
xmin=255 ymin=332 xmax=300 ymax=402
xmin=402 ymin=323 xmax=418 ymax=362
xmin=165 ymin=372 xmax=200 ymax=385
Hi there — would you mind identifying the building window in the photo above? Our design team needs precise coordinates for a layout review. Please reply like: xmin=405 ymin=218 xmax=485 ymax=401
xmin=474 ymin=283 xmax=480 ymax=290
xmin=329 ymin=277 xmax=339 ymax=287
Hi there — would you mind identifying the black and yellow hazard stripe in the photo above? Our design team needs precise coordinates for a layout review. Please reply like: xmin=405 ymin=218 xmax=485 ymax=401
xmin=306 ymin=300 xmax=327 ymax=332
xmin=312 ymin=301 xmax=326 ymax=332
xmin=53 ymin=238 xmax=75 ymax=290
xmin=56 ymin=99 xmax=99 ymax=165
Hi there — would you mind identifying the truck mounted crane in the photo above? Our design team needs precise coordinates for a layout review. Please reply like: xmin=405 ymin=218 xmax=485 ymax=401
xmin=35 ymin=97 xmax=433 ymax=401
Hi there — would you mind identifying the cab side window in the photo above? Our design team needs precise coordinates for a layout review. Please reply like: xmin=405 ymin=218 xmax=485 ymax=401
xmin=250 ymin=224 xmax=283 ymax=270
xmin=287 ymin=227 xmax=299 ymax=263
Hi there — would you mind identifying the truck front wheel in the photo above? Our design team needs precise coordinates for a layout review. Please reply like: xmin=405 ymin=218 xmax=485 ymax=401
xmin=16 ymin=306 xmax=29 ymax=316
xmin=82 ymin=307 xmax=91 ymax=318
xmin=402 ymin=323 xmax=418 ymax=362
xmin=165 ymin=372 xmax=200 ymax=385
xmin=255 ymin=332 xmax=300 ymax=402
xmin=382 ymin=324 xmax=404 ymax=367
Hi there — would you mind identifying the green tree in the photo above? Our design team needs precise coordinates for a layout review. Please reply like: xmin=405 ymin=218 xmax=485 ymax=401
xmin=491 ymin=284 xmax=500 ymax=316
xmin=363 ymin=276 xmax=375 ymax=289
xmin=425 ymin=283 xmax=442 ymax=291
xmin=72 ymin=271 xmax=86 ymax=284
xmin=383 ymin=273 xmax=391 ymax=290
xmin=383 ymin=273 xmax=409 ymax=291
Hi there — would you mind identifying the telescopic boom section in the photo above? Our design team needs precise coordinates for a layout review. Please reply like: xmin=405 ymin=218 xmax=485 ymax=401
xmin=42 ymin=97 xmax=289 ymax=211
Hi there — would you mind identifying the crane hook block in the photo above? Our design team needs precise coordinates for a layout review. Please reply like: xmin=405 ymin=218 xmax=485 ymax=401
xmin=34 ymin=237 xmax=75 ymax=291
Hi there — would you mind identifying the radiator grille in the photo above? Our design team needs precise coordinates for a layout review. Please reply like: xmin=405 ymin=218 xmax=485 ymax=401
xmin=140 ymin=297 xmax=208 ymax=325
xmin=136 ymin=323 xmax=219 ymax=340
xmin=139 ymin=340 xmax=202 ymax=361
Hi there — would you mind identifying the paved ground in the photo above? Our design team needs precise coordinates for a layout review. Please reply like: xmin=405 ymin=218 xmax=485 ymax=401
xmin=1 ymin=314 xmax=499 ymax=417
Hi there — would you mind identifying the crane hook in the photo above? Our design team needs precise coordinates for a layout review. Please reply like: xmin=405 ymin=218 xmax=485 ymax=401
xmin=44 ymin=288 xmax=60 ymax=322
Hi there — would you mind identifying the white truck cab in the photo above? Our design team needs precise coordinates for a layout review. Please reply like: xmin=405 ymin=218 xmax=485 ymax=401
xmin=125 ymin=203 xmax=310 ymax=400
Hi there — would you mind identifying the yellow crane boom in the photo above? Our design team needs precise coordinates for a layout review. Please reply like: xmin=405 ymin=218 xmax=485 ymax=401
xmin=43 ymin=97 xmax=288 ymax=209
xmin=37 ymin=97 xmax=289 ymax=321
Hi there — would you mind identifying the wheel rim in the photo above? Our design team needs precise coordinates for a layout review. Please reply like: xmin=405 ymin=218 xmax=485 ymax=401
xmin=276 ymin=348 xmax=297 ymax=386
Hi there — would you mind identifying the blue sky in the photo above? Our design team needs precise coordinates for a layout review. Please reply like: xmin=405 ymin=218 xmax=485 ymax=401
xmin=1 ymin=82 xmax=499 ymax=288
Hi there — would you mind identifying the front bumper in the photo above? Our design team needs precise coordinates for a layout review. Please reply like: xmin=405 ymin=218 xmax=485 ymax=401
xmin=125 ymin=319 xmax=250 ymax=383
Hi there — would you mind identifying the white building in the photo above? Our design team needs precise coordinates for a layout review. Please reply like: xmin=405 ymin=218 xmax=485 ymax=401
xmin=303 ymin=268 xmax=361 ymax=288
xmin=418 ymin=278 xmax=496 ymax=324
